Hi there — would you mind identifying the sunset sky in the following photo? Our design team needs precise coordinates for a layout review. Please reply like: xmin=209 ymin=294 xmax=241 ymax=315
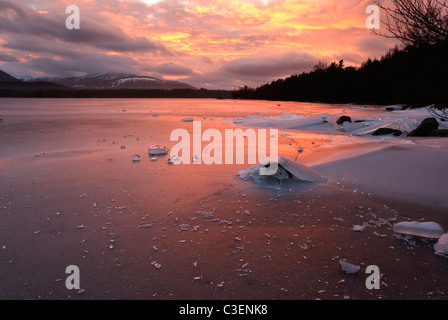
xmin=0 ymin=0 xmax=398 ymax=89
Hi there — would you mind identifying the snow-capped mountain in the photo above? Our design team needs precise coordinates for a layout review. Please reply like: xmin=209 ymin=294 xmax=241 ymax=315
xmin=0 ymin=70 xmax=66 ymax=89
xmin=0 ymin=70 xmax=21 ymax=82
xmin=20 ymin=73 xmax=197 ymax=90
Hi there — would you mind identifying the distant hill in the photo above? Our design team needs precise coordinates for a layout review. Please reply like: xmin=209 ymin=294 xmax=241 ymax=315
xmin=0 ymin=70 xmax=21 ymax=82
xmin=0 ymin=70 xmax=231 ymax=98
xmin=0 ymin=70 xmax=66 ymax=90
xmin=19 ymin=73 xmax=197 ymax=90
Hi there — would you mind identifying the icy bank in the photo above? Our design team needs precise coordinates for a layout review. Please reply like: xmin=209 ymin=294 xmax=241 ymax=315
xmin=314 ymin=142 xmax=448 ymax=209
xmin=234 ymin=107 xmax=447 ymax=137
xmin=233 ymin=106 xmax=448 ymax=209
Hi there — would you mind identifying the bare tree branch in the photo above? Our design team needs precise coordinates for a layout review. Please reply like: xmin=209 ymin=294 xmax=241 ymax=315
xmin=372 ymin=0 xmax=448 ymax=47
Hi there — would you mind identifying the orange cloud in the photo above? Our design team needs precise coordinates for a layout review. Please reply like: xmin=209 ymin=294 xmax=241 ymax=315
xmin=0 ymin=0 xmax=398 ymax=88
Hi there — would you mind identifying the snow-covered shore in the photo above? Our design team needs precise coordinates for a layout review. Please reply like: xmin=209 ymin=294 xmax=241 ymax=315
xmin=234 ymin=106 xmax=448 ymax=209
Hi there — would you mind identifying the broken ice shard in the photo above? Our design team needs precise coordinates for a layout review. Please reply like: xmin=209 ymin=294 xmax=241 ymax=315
xmin=352 ymin=225 xmax=365 ymax=232
xmin=339 ymin=259 xmax=360 ymax=274
xmin=393 ymin=221 xmax=444 ymax=239
xmin=434 ymin=233 xmax=448 ymax=255
xmin=148 ymin=145 xmax=169 ymax=156
xmin=166 ymin=155 xmax=180 ymax=164
xmin=238 ymin=156 xmax=326 ymax=185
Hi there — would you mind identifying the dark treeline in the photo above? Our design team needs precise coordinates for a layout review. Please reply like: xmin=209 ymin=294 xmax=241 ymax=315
xmin=0 ymin=87 xmax=233 ymax=99
xmin=232 ymin=41 xmax=448 ymax=107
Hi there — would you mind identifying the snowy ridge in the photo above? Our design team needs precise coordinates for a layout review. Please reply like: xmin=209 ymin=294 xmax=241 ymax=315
xmin=17 ymin=73 xmax=197 ymax=90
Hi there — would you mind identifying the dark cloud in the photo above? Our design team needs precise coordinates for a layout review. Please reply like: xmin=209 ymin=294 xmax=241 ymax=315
xmin=156 ymin=62 xmax=194 ymax=76
xmin=0 ymin=0 xmax=168 ymax=54
xmin=17 ymin=54 xmax=138 ymax=78
xmin=181 ymin=51 xmax=320 ymax=90
xmin=221 ymin=52 xmax=317 ymax=78
xmin=3 ymin=36 xmax=85 ymax=60
xmin=0 ymin=52 xmax=18 ymax=62
xmin=0 ymin=1 xmax=27 ymax=17
xmin=0 ymin=0 xmax=397 ymax=89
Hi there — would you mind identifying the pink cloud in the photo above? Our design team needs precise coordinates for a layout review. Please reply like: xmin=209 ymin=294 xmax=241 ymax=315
xmin=0 ymin=0 xmax=397 ymax=88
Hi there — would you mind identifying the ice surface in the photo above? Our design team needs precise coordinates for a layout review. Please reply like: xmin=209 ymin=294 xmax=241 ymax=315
xmin=393 ymin=221 xmax=444 ymax=239
xmin=314 ymin=143 xmax=448 ymax=209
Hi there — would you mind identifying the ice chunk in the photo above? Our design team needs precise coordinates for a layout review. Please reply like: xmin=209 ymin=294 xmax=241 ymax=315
xmin=148 ymin=145 xmax=169 ymax=156
xmin=434 ymin=234 xmax=448 ymax=255
xmin=239 ymin=156 xmax=325 ymax=185
xmin=166 ymin=155 xmax=180 ymax=164
xmin=393 ymin=221 xmax=444 ymax=239
xmin=352 ymin=225 xmax=365 ymax=233
xmin=276 ymin=156 xmax=326 ymax=182
xmin=151 ymin=261 xmax=162 ymax=269
xmin=323 ymin=113 xmax=343 ymax=131
xmin=339 ymin=259 xmax=360 ymax=274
